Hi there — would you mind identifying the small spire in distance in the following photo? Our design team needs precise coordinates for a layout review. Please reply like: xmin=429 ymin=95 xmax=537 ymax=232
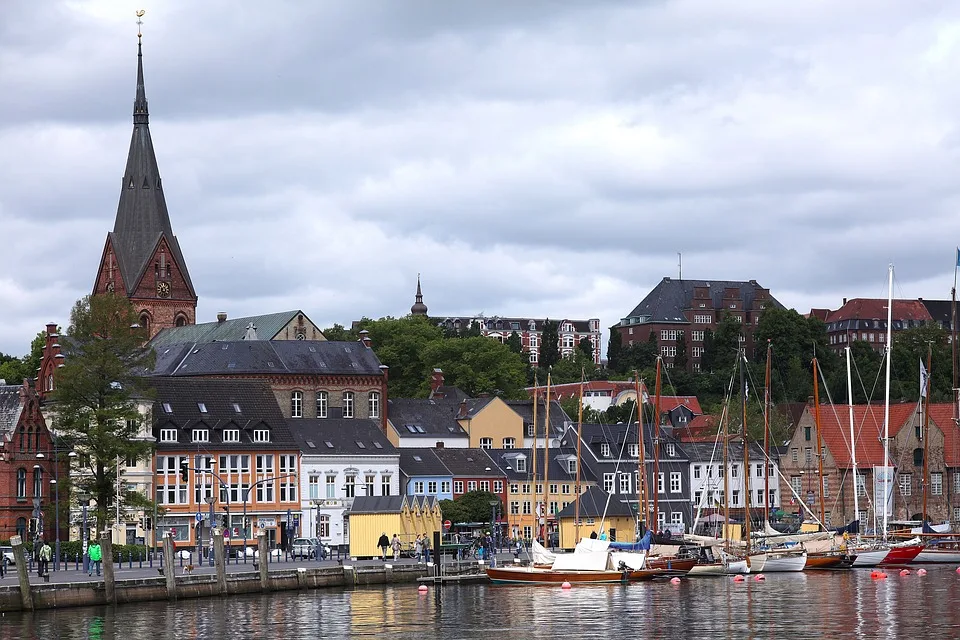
xmin=411 ymin=274 xmax=428 ymax=316
xmin=134 ymin=10 xmax=149 ymax=125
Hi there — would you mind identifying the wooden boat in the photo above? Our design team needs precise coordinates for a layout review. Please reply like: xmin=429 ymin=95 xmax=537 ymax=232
xmin=804 ymin=551 xmax=853 ymax=570
xmin=645 ymin=556 xmax=697 ymax=575
xmin=759 ymin=549 xmax=806 ymax=572
xmin=913 ymin=539 xmax=960 ymax=564
xmin=487 ymin=565 xmax=632 ymax=585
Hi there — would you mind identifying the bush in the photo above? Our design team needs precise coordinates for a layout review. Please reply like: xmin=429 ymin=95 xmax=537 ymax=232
xmin=0 ymin=539 xmax=149 ymax=562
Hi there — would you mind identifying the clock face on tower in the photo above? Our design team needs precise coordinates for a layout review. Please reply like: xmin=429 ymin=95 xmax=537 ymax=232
xmin=156 ymin=281 xmax=171 ymax=298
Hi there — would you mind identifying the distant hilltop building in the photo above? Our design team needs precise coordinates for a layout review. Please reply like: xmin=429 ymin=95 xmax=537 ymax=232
xmin=613 ymin=277 xmax=781 ymax=372
xmin=810 ymin=297 xmax=934 ymax=355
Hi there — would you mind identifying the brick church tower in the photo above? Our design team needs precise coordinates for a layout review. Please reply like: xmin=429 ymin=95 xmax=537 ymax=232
xmin=92 ymin=38 xmax=197 ymax=338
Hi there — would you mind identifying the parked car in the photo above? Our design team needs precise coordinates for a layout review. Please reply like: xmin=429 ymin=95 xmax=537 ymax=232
xmin=0 ymin=546 xmax=15 ymax=567
xmin=291 ymin=538 xmax=315 ymax=558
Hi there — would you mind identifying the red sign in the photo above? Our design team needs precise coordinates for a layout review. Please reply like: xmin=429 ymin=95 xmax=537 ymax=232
xmin=443 ymin=520 xmax=452 ymax=530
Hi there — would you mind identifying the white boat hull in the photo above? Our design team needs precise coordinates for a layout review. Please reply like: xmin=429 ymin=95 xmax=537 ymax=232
xmin=913 ymin=549 xmax=960 ymax=564
xmin=852 ymin=548 xmax=888 ymax=567
xmin=761 ymin=552 xmax=807 ymax=572
xmin=688 ymin=558 xmax=750 ymax=576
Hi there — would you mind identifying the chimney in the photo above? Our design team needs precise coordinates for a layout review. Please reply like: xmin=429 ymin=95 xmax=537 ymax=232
xmin=807 ymin=395 xmax=815 ymax=407
xmin=435 ymin=441 xmax=444 ymax=449
xmin=457 ymin=398 xmax=468 ymax=420
xmin=430 ymin=368 xmax=445 ymax=393
xmin=379 ymin=364 xmax=389 ymax=381
xmin=842 ymin=298 xmax=847 ymax=305
xmin=217 ymin=312 xmax=227 ymax=323
xmin=359 ymin=330 xmax=372 ymax=348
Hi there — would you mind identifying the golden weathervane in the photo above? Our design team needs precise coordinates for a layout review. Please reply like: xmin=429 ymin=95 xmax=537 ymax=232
xmin=136 ymin=9 xmax=146 ymax=43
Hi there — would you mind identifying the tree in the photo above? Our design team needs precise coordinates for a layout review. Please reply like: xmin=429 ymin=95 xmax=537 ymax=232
xmin=438 ymin=499 xmax=470 ymax=524
xmin=549 ymin=350 xmax=598 ymax=385
xmin=674 ymin=331 xmax=688 ymax=370
xmin=892 ymin=323 xmax=952 ymax=402
xmin=451 ymin=490 xmax=503 ymax=523
xmin=616 ymin=341 xmax=657 ymax=374
xmin=706 ymin=313 xmax=741 ymax=376
xmin=352 ymin=316 xmax=445 ymax=398
xmin=606 ymin=328 xmax=622 ymax=372
xmin=578 ymin=337 xmax=593 ymax=360
xmin=321 ymin=322 xmax=356 ymax=341
xmin=52 ymin=294 xmax=157 ymax=531
xmin=539 ymin=320 xmax=560 ymax=369
xmin=0 ymin=332 xmax=45 ymax=384
xmin=420 ymin=336 xmax=528 ymax=399
xmin=506 ymin=331 xmax=523 ymax=355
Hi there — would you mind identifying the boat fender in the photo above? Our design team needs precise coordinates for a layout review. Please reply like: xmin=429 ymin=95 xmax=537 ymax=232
xmin=670 ymin=577 xmax=681 ymax=585
xmin=753 ymin=574 xmax=765 ymax=582
xmin=733 ymin=575 xmax=745 ymax=582
xmin=917 ymin=568 xmax=927 ymax=576
xmin=561 ymin=581 xmax=572 ymax=589
xmin=955 ymin=566 xmax=960 ymax=574
xmin=418 ymin=585 xmax=428 ymax=593
xmin=899 ymin=569 xmax=910 ymax=576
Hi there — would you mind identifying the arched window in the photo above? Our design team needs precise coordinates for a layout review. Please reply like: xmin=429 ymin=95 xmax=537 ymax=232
xmin=16 ymin=468 xmax=26 ymax=498
xmin=368 ymin=392 xmax=380 ymax=419
xmin=316 ymin=391 xmax=328 ymax=419
xmin=175 ymin=314 xmax=187 ymax=327
xmin=291 ymin=391 xmax=303 ymax=418
xmin=15 ymin=518 xmax=26 ymax=539
xmin=18 ymin=425 xmax=25 ymax=452
xmin=46 ymin=374 xmax=54 ymax=391
xmin=914 ymin=448 xmax=924 ymax=466
xmin=33 ymin=467 xmax=43 ymax=498
xmin=139 ymin=313 xmax=151 ymax=335
xmin=342 ymin=391 xmax=354 ymax=419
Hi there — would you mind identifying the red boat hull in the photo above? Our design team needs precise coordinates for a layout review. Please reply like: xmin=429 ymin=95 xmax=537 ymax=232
xmin=878 ymin=544 xmax=924 ymax=566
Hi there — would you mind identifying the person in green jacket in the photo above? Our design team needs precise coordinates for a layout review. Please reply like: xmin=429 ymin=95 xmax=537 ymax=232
xmin=88 ymin=541 xmax=102 ymax=577
xmin=38 ymin=540 xmax=52 ymax=577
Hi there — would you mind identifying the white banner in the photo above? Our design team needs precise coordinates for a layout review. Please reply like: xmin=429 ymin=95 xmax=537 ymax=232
xmin=873 ymin=466 xmax=895 ymax=523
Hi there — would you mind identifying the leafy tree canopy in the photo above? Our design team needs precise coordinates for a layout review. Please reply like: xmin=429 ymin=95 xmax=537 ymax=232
xmin=0 ymin=332 xmax=45 ymax=385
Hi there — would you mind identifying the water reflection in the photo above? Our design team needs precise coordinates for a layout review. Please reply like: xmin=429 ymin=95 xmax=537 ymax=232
xmin=4 ymin=569 xmax=960 ymax=638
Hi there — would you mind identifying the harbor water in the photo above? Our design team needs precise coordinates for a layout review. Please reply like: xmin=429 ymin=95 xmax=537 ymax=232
xmin=3 ymin=567 xmax=959 ymax=639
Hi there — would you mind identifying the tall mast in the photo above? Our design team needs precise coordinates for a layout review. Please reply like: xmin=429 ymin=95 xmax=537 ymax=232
xmin=574 ymin=370 xmax=585 ymax=542
xmin=634 ymin=373 xmax=648 ymax=533
xmin=846 ymin=346 xmax=860 ymax=540
xmin=812 ymin=357 xmax=827 ymax=527
xmin=722 ymin=402 xmax=731 ymax=556
xmin=531 ymin=377 xmax=539 ymax=540
xmin=923 ymin=344 xmax=932 ymax=524
xmin=763 ymin=341 xmax=772 ymax=525
xmin=740 ymin=350 xmax=752 ymax=556
xmin=954 ymin=249 xmax=959 ymax=425
xmin=882 ymin=264 xmax=894 ymax=543
xmin=543 ymin=373 xmax=552 ymax=541
xmin=652 ymin=357 xmax=663 ymax=530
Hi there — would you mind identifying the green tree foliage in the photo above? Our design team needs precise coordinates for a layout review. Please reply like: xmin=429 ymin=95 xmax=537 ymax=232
xmin=321 ymin=323 xmax=356 ymax=341
xmin=420 ymin=336 xmax=527 ymax=399
xmin=539 ymin=320 xmax=560 ymax=369
xmin=674 ymin=332 xmax=688 ymax=370
xmin=606 ymin=328 xmax=622 ymax=371
xmin=506 ymin=331 xmax=523 ymax=354
xmin=705 ymin=313 xmax=742 ymax=375
xmin=52 ymin=295 xmax=157 ymax=531
xmin=351 ymin=316 xmax=445 ymax=398
xmin=0 ymin=332 xmax=45 ymax=385
xmin=549 ymin=350 xmax=598 ymax=385
xmin=892 ymin=323 xmax=952 ymax=402
xmin=613 ymin=341 xmax=657 ymax=375
xmin=578 ymin=337 xmax=593 ymax=360
xmin=444 ymin=490 xmax=503 ymax=523
xmin=438 ymin=499 xmax=470 ymax=524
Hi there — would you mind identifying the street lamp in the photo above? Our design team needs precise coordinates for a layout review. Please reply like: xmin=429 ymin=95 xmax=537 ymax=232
xmin=77 ymin=491 xmax=92 ymax=573
xmin=204 ymin=496 xmax=216 ymax=566
xmin=38 ymin=450 xmax=76 ymax=571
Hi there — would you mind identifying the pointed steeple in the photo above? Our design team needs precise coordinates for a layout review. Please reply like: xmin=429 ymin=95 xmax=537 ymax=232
xmin=411 ymin=274 xmax=428 ymax=316
xmin=107 ymin=38 xmax=195 ymax=299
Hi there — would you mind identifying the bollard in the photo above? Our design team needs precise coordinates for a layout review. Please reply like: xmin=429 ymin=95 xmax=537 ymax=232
xmin=11 ymin=535 xmax=33 ymax=611
xmin=213 ymin=528 xmax=227 ymax=596
xmin=162 ymin=534 xmax=177 ymax=601
xmin=343 ymin=564 xmax=356 ymax=588
xmin=257 ymin=532 xmax=269 ymax=592
xmin=101 ymin=531 xmax=116 ymax=605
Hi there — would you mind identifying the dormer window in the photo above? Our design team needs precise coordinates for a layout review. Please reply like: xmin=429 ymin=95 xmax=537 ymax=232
xmin=628 ymin=443 xmax=639 ymax=458
xmin=566 ymin=459 xmax=577 ymax=474
xmin=160 ymin=429 xmax=178 ymax=443
xmin=192 ymin=429 xmax=209 ymax=443
xmin=253 ymin=429 xmax=270 ymax=443
xmin=197 ymin=403 xmax=208 ymax=413
xmin=223 ymin=429 xmax=240 ymax=443
xmin=515 ymin=457 xmax=527 ymax=472
xmin=232 ymin=403 xmax=241 ymax=413
xmin=600 ymin=443 xmax=611 ymax=458
xmin=666 ymin=443 xmax=676 ymax=457
xmin=162 ymin=403 xmax=173 ymax=414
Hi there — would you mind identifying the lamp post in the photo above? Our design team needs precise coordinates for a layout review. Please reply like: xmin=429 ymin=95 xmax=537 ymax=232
xmin=489 ymin=499 xmax=498 ymax=542
xmin=242 ymin=474 xmax=298 ymax=556
xmin=77 ymin=491 xmax=91 ymax=573
xmin=204 ymin=496 xmax=216 ymax=566
xmin=37 ymin=449 xmax=76 ymax=571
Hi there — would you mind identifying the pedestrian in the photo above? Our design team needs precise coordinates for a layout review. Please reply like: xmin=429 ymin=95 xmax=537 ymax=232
xmin=414 ymin=534 xmax=423 ymax=563
xmin=422 ymin=532 xmax=431 ymax=564
xmin=514 ymin=538 xmax=522 ymax=559
xmin=88 ymin=540 xmax=102 ymax=577
xmin=590 ymin=531 xmax=598 ymax=539
xmin=38 ymin=539 xmax=52 ymax=578
xmin=377 ymin=532 xmax=390 ymax=561
xmin=391 ymin=534 xmax=402 ymax=561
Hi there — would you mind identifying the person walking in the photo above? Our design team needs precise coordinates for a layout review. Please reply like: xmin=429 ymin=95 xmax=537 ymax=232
xmin=421 ymin=532 xmax=431 ymax=564
xmin=391 ymin=534 xmax=401 ymax=561
xmin=414 ymin=534 xmax=423 ymax=563
xmin=88 ymin=540 xmax=102 ymax=577
xmin=377 ymin=532 xmax=390 ymax=561
xmin=38 ymin=540 xmax=52 ymax=578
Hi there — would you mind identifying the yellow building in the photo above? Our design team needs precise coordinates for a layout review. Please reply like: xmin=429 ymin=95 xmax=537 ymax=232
xmin=348 ymin=495 xmax=441 ymax=558
xmin=556 ymin=486 xmax=636 ymax=550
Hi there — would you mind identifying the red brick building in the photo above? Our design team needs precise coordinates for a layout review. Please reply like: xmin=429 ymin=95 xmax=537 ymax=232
xmin=614 ymin=277 xmax=780 ymax=372
xmin=91 ymin=42 xmax=197 ymax=338
xmin=815 ymin=298 xmax=933 ymax=356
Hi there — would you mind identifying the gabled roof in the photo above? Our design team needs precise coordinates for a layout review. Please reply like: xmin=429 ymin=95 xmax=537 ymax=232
xmin=920 ymin=300 xmax=956 ymax=328
xmin=430 ymin=448 xmax=503 ymax=476
xmin=803 ymin=403 xmax=918 ymax=468
xmin=349 ymin=495 xmax=407 ymax=514
xmin=387 ymin=399 xmax=469 ymax=438
xmin=148 ymin=340 xmax=384 ymax=377
xmin=825 ymin=299 xmax=932 ymax=324
xmin=928 ymin=404 xmax=960 ymax=466
xmin=485 ymin=447 xmax=594 ymax=483
xmin=682 ymin=440 xmax=765 ymax=463
xmin=399 ymin=448 xmax=452 ymax=477
xmin=569 ymin=423 xmax=688 ymax=462
xmin=556 ymin=486 xmax=633 ymax=518
xmin=286 ymin=418 xmax=397 ymax=456
xmin=505 ymin=399 xmax=570 ymax=436
xmin=150 ymin=377 xmax=296 ymax=449
xmin=429 ymin=385 xmax=470 ymax=401
xmin=0 ymin=385 xmax=25 ymax=440
xmin=150 ymin=310 xmax=321 ymax=348
xmin=620 ymin=277 xmax=781 ymax=325
xmin=674 ymin=415 xmax=720 ymax=442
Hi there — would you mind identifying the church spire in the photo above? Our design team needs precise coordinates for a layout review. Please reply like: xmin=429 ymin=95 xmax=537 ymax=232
xmin=411 ymin=274 xmax=428 ymax=316
xmin=133 ymin=41 xmax=149 ymax=125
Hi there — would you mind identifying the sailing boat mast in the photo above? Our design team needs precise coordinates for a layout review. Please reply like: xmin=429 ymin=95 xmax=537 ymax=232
xmin=543 ymin=373 xmax=552 ymax=541
xmin=652 ymin=357 xmax=663 ymax=531
xmin=882 ymin=264 xmax=894 ymax=543
xmin=846 ymin=345 xmax=860 ymax=541
xmin=531 ymin=377 xmax=539 ymax=540
xmin=922 ymin=344 xmax=932 ymax=524
xmin=575 ymin=370 xmax=585 ymax=542
xmin=739 ymin=350 xmax=752 ymax=556
xmin=763 ymin=341 xmax=772 ymax=526
xmin=634 ymin=373 xmax=648 ymax=533
xmin=812 ymin=357 xmax=827 ymax=526
xmin=722 ymin=406 xmax=731 ymax=556
xmin=953 ymin=249 xmax=959 ymax=426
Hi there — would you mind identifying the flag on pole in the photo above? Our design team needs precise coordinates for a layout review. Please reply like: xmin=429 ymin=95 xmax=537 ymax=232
xmin=956 ymin=247 xmax=960 ymax=267
xmin=920 ymin=358 xmax=929 ymax=398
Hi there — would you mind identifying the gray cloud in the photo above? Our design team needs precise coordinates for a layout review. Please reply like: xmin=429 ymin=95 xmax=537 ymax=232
xmin=2 ymin=0 xmax=960 ymax=357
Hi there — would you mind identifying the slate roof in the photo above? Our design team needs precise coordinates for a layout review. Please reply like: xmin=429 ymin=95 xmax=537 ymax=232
xmin=349 ymin=495 xmax=407 ymax=514
xmin=150 ymin=310 xmax=319 ymax=348
xmin=429 ymin=385 xmax=471 ymax=401
xmin=387 ymin=399 xmax=469 ymax=438
xmin=620 ymin=277 xmax=781 ymax=325
xmin=486 ymin=447 xmax=594 ymax=483
xmin=430 ymin=448 xmax=503 ymax=476
xmin=918 ymin=300 xmax=956 ymax=330
xmin=150 ymin=377 xmax=297 ymax=449
xmin=109 ymin=43 xmax=195 ymax=298
xmin=505 ymin=399 xmax=570 ymax=436
xmin=286 ymin=418 xmax=397 ymax=456
xmin=683 ymin=440 xmax=766 ymax=463
xmin=0 ymin=385 xmax=24 ymax=440
xmin=570 ymin=423 xmax=688 ymax=462
xmin=148 ymin=340 xmax=384 ymax=377
xmin=399 ymin=449 xmax=452 ymax=477
xmin=556 ymin=486 xmax=634 ymax=518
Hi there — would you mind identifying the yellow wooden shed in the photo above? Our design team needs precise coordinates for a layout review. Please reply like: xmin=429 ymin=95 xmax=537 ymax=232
xmin=348 ymin=495 xmax=409 ymax=559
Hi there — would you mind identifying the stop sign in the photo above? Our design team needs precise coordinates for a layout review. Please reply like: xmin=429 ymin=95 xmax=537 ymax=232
xmin=443 ymin=520 xmax=452 ymax=530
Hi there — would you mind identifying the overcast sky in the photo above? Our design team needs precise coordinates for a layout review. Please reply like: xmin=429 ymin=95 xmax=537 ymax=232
xmin=2 ymin=0 xmax=960 ymax=357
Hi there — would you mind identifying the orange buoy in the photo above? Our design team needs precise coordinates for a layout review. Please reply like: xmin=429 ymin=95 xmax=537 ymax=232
xmin=917 ymin=568 xmax=927 ymax=576
xmin=418 ymin=585 xmax=428 ymax=593
xmin=754 ymin=574 xmax=765 ymax=581
xmin=670 ymin=577 xmax=681 ymax=585
xmin=733 ymin=575 xmax=745 ymax=582
xmin=561 ymin=581 xmax=572 ymax=589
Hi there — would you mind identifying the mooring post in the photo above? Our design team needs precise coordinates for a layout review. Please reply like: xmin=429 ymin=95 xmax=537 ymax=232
xmin=213 ymin=527 xmax=227 ymax=595
xmin=101 ymin=531 xmax=116 ymax=604
xmin=162 ymin=533 xmax=177 ymax=601
xmin=257 ymin=531 xmax=269 ymax=592
xmin=11 ymin=535 xmax=33 ymax=611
